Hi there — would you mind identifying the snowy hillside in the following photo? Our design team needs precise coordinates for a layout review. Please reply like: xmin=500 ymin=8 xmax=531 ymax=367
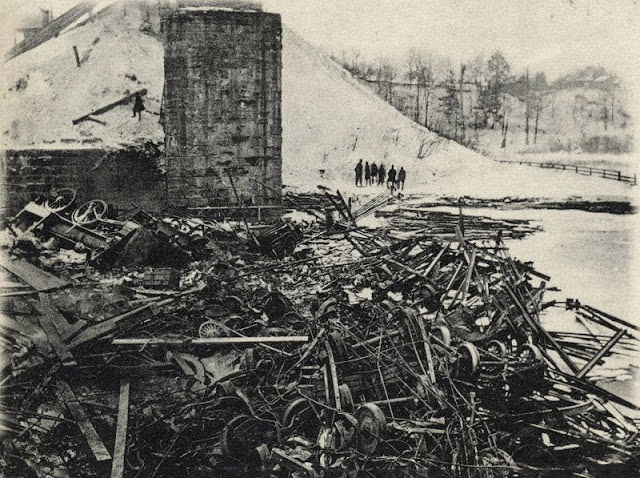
xmin=1 ymin=1 xmax=164 ymax=149
xmin=281 ymin=29 xmax=633 ymax=199
xmin=1 ymin=0 xmax=633 ymax=200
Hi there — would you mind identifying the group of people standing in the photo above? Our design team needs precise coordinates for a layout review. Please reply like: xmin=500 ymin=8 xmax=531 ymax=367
xmin=354 ymin=159 xmax=406 ymax=190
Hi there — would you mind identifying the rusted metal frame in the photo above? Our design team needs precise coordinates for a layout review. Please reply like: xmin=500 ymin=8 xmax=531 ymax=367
xmin=448 ymin=250 xmax=477 ymax=310
xmin=505 ymin=284 xmax=580 ymax=374
xmin=444 ymin=259 xmax=465 ymax=293
xmin=340 ymin=325 xmax=459 ymax=419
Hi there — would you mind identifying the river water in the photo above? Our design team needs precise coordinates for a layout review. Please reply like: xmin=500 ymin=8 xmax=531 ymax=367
xmin=422 ymin=206 xmax=636 ymax=318
xmin=425 ymin=205 xmax=639 ymax=406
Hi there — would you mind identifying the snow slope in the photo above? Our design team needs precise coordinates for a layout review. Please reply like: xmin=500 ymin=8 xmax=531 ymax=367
xmin=1 ymin=1 xmax=164 ymax=149
xmin=1 ymin=0 xmax=634 ymax=200
xmin=281 ymin=29 xmax=634 ymax=200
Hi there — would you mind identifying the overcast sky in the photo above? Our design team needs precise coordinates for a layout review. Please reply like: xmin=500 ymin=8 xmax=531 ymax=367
xmin=262 ymin=0 xmax=640 ymax=82
xmin=2 ymin=0 xmax=639 ymax=83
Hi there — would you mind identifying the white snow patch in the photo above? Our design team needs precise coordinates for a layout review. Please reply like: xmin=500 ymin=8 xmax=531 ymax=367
xmin=1 ymin=1 xmax=633 ymax=201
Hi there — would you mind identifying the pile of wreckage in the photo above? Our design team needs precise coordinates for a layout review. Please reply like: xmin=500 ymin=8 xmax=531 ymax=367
xmin=1 ymin=188 xmax=639 ymax=478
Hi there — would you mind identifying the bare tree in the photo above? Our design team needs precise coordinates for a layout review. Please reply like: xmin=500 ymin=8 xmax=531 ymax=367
xmin=459 ymin=63 xmax=467 ymax=141
xmin=405 ymin=49 xmax=421 ymax=122
xmin=469 ymin=54 xmax=485 ymax=85
xmin=380 ymin=60 xmax=397 ymax=103
xmin=349 ymin=48 xmax=361 ymax=75
xmin=525 ymin=68 xmax=530 ymax=145
xmin=418 ymin=56 xmax=434 ymax=128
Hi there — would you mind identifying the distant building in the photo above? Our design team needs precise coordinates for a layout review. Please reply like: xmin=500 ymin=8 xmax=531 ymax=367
xmin=14 ymin=8 xmax=52 ymax=44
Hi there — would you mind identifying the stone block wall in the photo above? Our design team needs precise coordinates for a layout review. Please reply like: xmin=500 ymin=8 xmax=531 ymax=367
xmin=163 ymin=8 xmax=282 ymax=207
xmin=1 ymin=148 xmax=167 ymax=214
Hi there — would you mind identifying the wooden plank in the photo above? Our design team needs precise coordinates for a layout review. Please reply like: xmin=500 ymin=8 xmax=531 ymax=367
xmin=422 ymin=242 xmax=450 ymax=277
xmin=68 ymin=299 xmax=170 ymax=349
xmin=110 ymin=379 xmax=130 ymax=478
xmin=583 ymin=305 xmax=640 ymax=334
xmin=57 ymin=381 xmax=111 ymax=462
xmin=576 ymin=329 xmax=626 ymax=379
xmin=38 ymin=293 xmax=87 ymax=341
xmin=201 ymin=318 xmax=292 ymax=356
xmin=112 ymin=336 xmax=309 ymax=346
xmin=72 ymin=89 xmax=148 ymax=125
xmin=324 ymin=192 xmax=352 ymax=225
xmin=0 ymin=255 xmax=70 ymax=291
xmin=460 ymin=249 xmax=477 ymax=303
xmin=335 ymin=190 xmax=357 ymax=227
xmin=0 ymin=290 xmax=39 ymax=298
xmin=37 ymin=297 xmax=76 ymax=366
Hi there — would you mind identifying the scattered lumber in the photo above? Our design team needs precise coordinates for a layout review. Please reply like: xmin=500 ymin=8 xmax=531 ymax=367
xmin=2 ymin=190 xmax=638 ymax=477
xmin=0 ymin=254 xmax=70 ymax=292
xmin=56 ymin=381 xmax=111 ymax=463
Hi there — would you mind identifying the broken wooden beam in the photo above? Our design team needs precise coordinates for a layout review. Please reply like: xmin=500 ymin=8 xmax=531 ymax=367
xmin=85 ymin=116 xmax=107 ymax=125
xmin=336 ymin=190 xmax=357 ymax=227
xmin=38 ymin=292 xmax=87 ymax=341
xmin=111 ymin=336 xmax=309 ymax=346
xmin=582 ymin=305 xmax=640 ymax=335
xmin=37 ymin=294 xmax=76 ymax=366
xmin=57 ymin=381 xmax=111 ymax=462
xmin=576 ymin=329 xmax=626 ymax=379
xmin=72 ymin=88 xmax=147 ymax=125
xmin=68 ymin=298 xmax=171 ymax=349
xmin=73 ymin=45 xmax=81 ymax=67
xmin=110 ymin=379 xmax=130 ymax=478
xmin=324 ymin=192 xmax=352 ymax=226
xmin=0 ymin=255 xmax=70 ymax=292
xmin=552 ymin=369 xmax=640 ymax=411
